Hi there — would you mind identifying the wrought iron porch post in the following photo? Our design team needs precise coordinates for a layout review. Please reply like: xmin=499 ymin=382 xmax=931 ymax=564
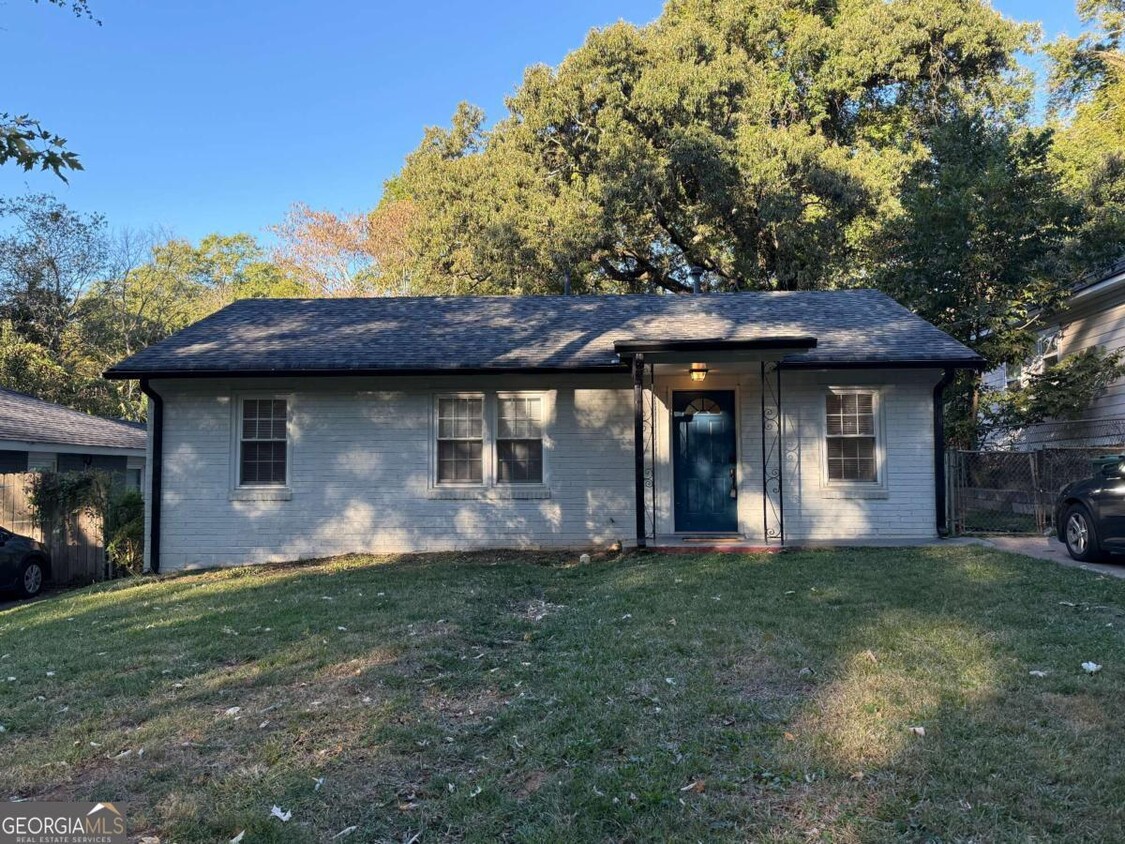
xmin=762 ymin=361 xmax=785 ymax=545
xmin=632 ymin=354 xmax=647 ymax=549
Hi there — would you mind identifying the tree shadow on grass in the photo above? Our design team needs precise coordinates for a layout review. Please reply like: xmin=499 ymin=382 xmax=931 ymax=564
xmin=1 ymin=546 xmax=1123 ymax=842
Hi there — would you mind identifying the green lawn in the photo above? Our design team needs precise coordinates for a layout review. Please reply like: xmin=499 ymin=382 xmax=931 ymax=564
xmin=1 ymin=546 xmax=1123 ymax=842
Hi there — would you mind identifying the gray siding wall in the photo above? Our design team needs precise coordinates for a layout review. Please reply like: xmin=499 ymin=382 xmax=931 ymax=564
xmin=1057 ymin=294 xmax=1125 ymax=421
xmin=149 ymin=369 xmax=939 ymax=571
xmin=57 ymin=453 xmax=128 ymax=475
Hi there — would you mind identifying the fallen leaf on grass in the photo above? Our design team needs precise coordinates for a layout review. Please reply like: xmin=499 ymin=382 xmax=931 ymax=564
xmin=270 ymin=805 xmax=291 ymax=822
xmin=1029 ymin=670 xmax=1047 ymax=678
xmin=849 ymin=771 xmax=864 ymax=781
xmin=861 ymin=650 xmax=878 ymax=663
xmin=680 ymin=780 xmax=706 ymax=793
xmin=224 ymin=706 xmax=241 ymax=717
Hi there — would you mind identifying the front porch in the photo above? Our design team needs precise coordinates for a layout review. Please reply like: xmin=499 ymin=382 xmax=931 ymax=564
xmin=616 ymin=337 xmax=817 ymax=550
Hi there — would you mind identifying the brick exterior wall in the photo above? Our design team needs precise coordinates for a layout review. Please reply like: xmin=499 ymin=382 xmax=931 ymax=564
xmin=144 ymin=368 xmax=941 ymax=571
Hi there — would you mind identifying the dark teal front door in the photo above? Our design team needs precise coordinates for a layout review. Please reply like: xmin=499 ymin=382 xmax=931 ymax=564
xmin=673 ymin=390 xmax=737 ymax=533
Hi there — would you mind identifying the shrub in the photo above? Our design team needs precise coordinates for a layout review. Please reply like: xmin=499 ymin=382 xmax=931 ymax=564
xmin=106 ymin=488 xmax=144 ymax=575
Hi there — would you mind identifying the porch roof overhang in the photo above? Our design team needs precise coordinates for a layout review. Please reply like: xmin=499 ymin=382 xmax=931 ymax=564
xmin=613 ymin=336 xmax=817 ymax=365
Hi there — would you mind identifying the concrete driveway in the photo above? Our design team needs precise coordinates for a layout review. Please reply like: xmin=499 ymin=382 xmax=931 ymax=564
xmin=981 ymin=535 xmax=1125 ymax=580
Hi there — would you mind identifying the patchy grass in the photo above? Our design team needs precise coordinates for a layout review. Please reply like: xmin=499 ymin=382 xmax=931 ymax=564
xmin=1 ymin=546 xmax=1124 ymax=842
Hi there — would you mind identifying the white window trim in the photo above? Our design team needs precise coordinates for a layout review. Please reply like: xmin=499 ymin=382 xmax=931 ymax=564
xmin=429 ymin=391 xmax=551 ymax=494
xmin=432 ymin=392 xmax=490 ymax=488
xmin=229 ymin=392 xmax=293 ymax=501
xmin=494 ymin=391 xmax=550 ymax=487
xmin=819 ymin=386 xmax=888 ymax=495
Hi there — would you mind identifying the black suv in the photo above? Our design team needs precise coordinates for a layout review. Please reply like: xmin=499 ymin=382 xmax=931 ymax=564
xmin=0 ymin=527 xmax=50 ymax=599
xmin=1056 ymin=455 xmax=1125 ymax=562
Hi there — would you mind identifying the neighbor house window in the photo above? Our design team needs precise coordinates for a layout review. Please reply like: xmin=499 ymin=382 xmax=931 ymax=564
xmin=825 ymin=390 xmax=878 ymax=483
xmin=239 ymin=398 xmax=288 ymax=486
xmin=497 ymin=395 xmax=543 ymax=483
xmin=437 ymin=396 xmax=484 ymax=484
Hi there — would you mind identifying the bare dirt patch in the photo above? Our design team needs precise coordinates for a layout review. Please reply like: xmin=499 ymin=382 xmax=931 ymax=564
xmin=514 ymin=599 xmax=566 ymax=622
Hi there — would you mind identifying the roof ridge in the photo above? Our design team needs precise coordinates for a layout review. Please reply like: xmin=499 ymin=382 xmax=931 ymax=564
xmin=223 ymin=288 xmax=886 ymax=305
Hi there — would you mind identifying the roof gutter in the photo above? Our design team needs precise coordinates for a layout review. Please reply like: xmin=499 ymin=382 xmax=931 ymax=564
xmin=103 ymin=364 xmax=631 ymax=381
xmin=139 ymin=378 xmax=163 ymax=575
xmin=779 ymin=358 xmax=987 ymax=371
xmin=614 ymin=336 xmax=817 ymax=356
xmin=104 ymin=356 xmax=988 ymax=380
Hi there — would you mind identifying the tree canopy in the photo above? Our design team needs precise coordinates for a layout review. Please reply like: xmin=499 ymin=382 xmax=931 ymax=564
xmin=3 ymin=0 xmax=1125 ymax=448
xmin=385 ymin=0 xmax=1036 ymax=295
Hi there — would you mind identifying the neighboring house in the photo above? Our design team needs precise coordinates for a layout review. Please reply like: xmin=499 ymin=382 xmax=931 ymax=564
xmin=104 ymin=290 xmax=983 ymax=572
xmin=983 ymin=258 xmax=1125 ymax=447
xmin=0 ymin=388 xmax=146 ymax=487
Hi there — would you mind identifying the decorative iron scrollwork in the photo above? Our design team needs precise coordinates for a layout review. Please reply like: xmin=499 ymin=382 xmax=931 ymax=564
xmin=642 ymin=363 xmax=657 ymax=541
xmin=761 ymin=361 xmax=785 ymax=543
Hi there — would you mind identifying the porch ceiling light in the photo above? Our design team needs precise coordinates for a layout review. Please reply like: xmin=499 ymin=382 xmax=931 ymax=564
xmin=689 ymin=362 xmax=708 ymax=382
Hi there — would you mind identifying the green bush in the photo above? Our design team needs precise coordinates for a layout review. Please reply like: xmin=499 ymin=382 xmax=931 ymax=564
xmin=105 ymin=488 xmax=144 ymax=575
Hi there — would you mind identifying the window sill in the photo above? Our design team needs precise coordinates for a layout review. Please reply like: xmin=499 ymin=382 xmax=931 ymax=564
xmin=426 ymin=486 xmax=551 ymax=501
xmin=820 ymin=486 xmax=889 ymax=500
xmin=230 ymin=487 xmax=293 ymax=502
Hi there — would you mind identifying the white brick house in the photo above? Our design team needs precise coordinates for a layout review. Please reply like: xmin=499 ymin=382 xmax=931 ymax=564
xmin=104 ymin=291 xmax=983 ymax=572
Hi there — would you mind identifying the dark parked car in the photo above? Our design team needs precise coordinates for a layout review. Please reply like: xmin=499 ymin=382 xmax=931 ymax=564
xmin=1056 ymin=455 xmax=1125 ymax=562
xmin=0 ymin=527 xmax=50 ymax=599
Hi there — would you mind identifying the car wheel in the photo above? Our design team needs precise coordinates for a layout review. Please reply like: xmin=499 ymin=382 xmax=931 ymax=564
xmin=16 ymin=556 xmax=45 ymax=599
xmin=1063 ymin=504 xmax=1104 ymax=563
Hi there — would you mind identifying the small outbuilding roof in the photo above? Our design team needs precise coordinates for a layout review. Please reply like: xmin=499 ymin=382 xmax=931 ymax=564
xmin=0 ymin=389 xmax=146 ymax=451
xmin=104 ymin=289 xmax=984 ymax=379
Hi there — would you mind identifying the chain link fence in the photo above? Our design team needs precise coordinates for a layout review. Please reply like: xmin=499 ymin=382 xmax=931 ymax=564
xmin=949 ymin=447 xmax=1122 ymax=534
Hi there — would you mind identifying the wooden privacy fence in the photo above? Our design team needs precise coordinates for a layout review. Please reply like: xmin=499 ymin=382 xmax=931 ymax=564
xmin=0 ymin=472 xmax=107 ymax=584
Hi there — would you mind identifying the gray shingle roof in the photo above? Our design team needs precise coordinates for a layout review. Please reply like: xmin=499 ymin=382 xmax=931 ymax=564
xmin=104 ymin=290 xmax=983 ymax=377
xmin=0 ymin=389 xmax=146 ymax=451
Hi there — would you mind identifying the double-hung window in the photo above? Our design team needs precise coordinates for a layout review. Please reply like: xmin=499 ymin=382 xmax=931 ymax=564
xmin=825 ymin=389 xmax=878 ymax=483
xmin=496 ymin=395 xmax=543 ymax=484
xmin=436 ymin=396 xmax=484 ymax=484
xmin=433 ymin=393 xmax=547 ymax=488
xmin=240 ymin=398 xmax=288 ymax=486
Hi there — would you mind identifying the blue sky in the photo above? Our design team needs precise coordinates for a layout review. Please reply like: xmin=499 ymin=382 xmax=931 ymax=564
xmin=0 ymin=0 xmax=1085 ymax=243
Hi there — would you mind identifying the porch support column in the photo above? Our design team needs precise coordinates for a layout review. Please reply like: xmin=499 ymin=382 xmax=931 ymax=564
xmin=761 ymin=361 xmax=785 ymax=545
xmin=632 ymin=354 xmax=648 ymax=549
